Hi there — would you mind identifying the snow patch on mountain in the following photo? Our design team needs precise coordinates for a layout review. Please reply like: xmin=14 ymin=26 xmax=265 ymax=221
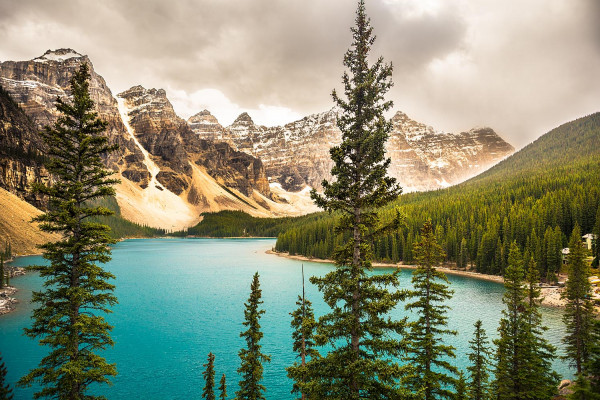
xmin=33 ymin=49 xmax=84 ymax=63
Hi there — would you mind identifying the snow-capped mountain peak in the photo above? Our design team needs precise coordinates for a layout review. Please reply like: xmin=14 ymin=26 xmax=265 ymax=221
xmin=33 ymin=48 xmax=84 ymax=63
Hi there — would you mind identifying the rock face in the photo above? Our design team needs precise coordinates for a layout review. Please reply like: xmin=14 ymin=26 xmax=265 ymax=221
xmin=189 ymin=109 xmax=514 ymax=192
xmin=188 ymin=110 xmax=233 ymax=147
xmin=0 ymin=48 xmax=148 ymax=181
xmin=190 ymin=109 xmax=340 ymax=191
xmin=387 ymin=111 xmax=515 ymax=191
xmin=0 ymin=85 xmax=49 ymax=208
xmin=118 ymin=86 xmax=270 ymax=198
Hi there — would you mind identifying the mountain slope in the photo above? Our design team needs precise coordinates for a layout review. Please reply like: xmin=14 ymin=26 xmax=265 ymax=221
xmin=0 ymin=187 xmax=58 ymax=256
xmin=274 ymin=112 xmax=600 ymax=277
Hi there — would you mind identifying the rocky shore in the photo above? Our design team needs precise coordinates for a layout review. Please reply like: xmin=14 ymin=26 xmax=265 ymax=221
xmin=0 ymin=266 xmax=26 ymax=315
xmin=0 ymin=285 xmax=18 ymax=315
xmin=539 ymin=286 xmax=567 ymax=308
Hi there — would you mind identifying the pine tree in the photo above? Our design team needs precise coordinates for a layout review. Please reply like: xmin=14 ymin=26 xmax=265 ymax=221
xmin=570 ymin=372 xmax=600 ymax=400
xmin=524 ymin=255 xmax=559 ymax=399
xmin=467 ymin=320 xmax=491 ymax=400
xmin=562 ymin=224 xmax=595 ymax=375
xmin=287 ymin=267 xmax=320 ymax=399
xmin=584 ymin=319 xmax=600 ymax=396
xmin=202 ymin=352 xmax=216 ymax=400
xmin=17 ymin=62 xmax=119 ymax=399
xmin=493 ymin=242 xmax=528 ymax=399
xmin=307 ymin=1 xmax=406 ymax=398
xmin=0 ymin=353 xmax=14 ymax=400
xmin=455 ymin=371 xmax=468 ymax=400
xmin=236 ymin=272 xmax=270 ymax=400
xmin=403 ymin=220 xmax=457 ymax=399
xmin=592 ymin=206 xmax=600 ymax=267
xmin=493 ymin=242 xmax=558 ymax=399
xmin=219 ymin=374 xmax=227 ymax=400
xmin=459 ymin=238 xmax=468 ymax=269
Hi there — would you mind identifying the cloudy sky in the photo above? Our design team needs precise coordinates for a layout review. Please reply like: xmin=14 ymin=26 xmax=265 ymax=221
xmin=1 ymin=0 xmax=598 ymax=147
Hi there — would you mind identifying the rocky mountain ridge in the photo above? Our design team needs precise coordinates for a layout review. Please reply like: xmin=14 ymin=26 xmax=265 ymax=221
xmin=114 ymin=85 xmax=283 ymax=228
xmin=189 ymin=108 xmax=514 ymax=192
xmin=0 ymin=49 xmax=307 ymax=230
xmin=0 ymin=85 xmax=50 ymax=208
xmin=0 ymin=48 xmax=148 ymax=180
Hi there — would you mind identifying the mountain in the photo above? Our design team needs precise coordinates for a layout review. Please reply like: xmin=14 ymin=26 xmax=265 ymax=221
xmin=386 ymin=112 xmax=515 ymax=190
xmin=0 ymin=49 xmax=147 ymax=175
xmin=188 ymin=108 xmax=514 ymax=192
xmin=273 ymin=112 xmax=600 ymax=276
xmin=0 ymin=85 xmax=50 ymax=208
xmin=115 ymin=85 xmax=282 ymax=228
xmin=0 ymin=49 xmax=314 ymax=230
xmin=188 ymin=110 xmax=234 ymax=147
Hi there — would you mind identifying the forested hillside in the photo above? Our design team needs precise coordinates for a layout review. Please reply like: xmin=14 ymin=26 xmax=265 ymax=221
xmin=275 ymin=112 xmax=600 ymax=279
xmin=176 ymin=210 xmax=328 ymax=238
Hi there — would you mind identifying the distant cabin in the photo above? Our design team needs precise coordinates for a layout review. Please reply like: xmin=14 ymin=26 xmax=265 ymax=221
xmin=562 ymin=234 xmax=597 ymax=267
xmin=562 ymin=248 xmax=570 ymax=265
xmin=582 ymin=233 xmax=597 ymax=251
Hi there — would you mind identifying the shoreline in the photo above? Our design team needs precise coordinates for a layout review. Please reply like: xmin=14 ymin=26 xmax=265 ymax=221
xmin=0 ymin=266 xmax=26 ymax=315
xmin=266 ymin=249 xmax=505 ymax=283
xmin=0 ymin=286 xmax=18 ymax=316
xmin=266 ymin=250 xmax=570 ymax=308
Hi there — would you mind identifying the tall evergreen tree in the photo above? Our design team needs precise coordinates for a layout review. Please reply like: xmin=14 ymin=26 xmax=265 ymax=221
xmin=493 ymin=242 xmax=558 ymax=399
xmin=459 ymin=238 xmax=468 ymax=269
xmin=524 ymin=255 xmax=559 ymax=399
xmin=202 ymin=352 xmax=216 ymax=400
xmin=583 ymin=319 xmax=600 ymax=396
xmin=467 ymin=320 xmax=491 ymax=400
xmin=493 ymin=243 xmax=528 ymax=399
xmin=18 ymin=62 xmax=118 ymax=399
xmin=219 ymin=374 xmax=227 ymax=400
xmin=287 ymin=267 xmax=320 ymax=399
xmin=236 ymin=272 xmax=270 ymax=400
xmin=403 ymin=220 xmax=457 ymax=399
xmin=592 ymin=206 xmax=600 ymax=267
xmin=0 ymin=353 xmax=14 ymax=400
xmin=307 ymin=1 xmax=406 ymax=398
xmin=562 ymin=224 xmax=595 ymax=375
xmin=455 ymin=372 xmax=468 ymax=400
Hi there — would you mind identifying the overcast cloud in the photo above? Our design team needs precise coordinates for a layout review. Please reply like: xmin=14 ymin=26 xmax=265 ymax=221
xmin=0 ymin=0 xmax=598 ymax=147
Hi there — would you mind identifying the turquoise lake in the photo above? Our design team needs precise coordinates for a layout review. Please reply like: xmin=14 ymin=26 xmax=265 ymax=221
xmin=1 ymin=238 xmax=572 ymax=399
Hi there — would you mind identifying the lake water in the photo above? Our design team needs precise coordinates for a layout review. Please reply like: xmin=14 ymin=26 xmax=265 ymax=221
xmin=0 ymin=238 xmax=572 ymax=399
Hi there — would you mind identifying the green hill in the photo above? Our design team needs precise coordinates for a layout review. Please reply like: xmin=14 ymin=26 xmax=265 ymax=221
xmin=275 ymin=112 xmax=600 ymax=278
xmin=173 ymin=210 xmax=327 ymax=238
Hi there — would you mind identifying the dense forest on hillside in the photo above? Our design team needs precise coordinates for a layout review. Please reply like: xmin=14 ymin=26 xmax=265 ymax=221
xmin=175 ymin=210 xmax=328 ymax=238
xmin=275 ymin=113 xmax=600 ymax=279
